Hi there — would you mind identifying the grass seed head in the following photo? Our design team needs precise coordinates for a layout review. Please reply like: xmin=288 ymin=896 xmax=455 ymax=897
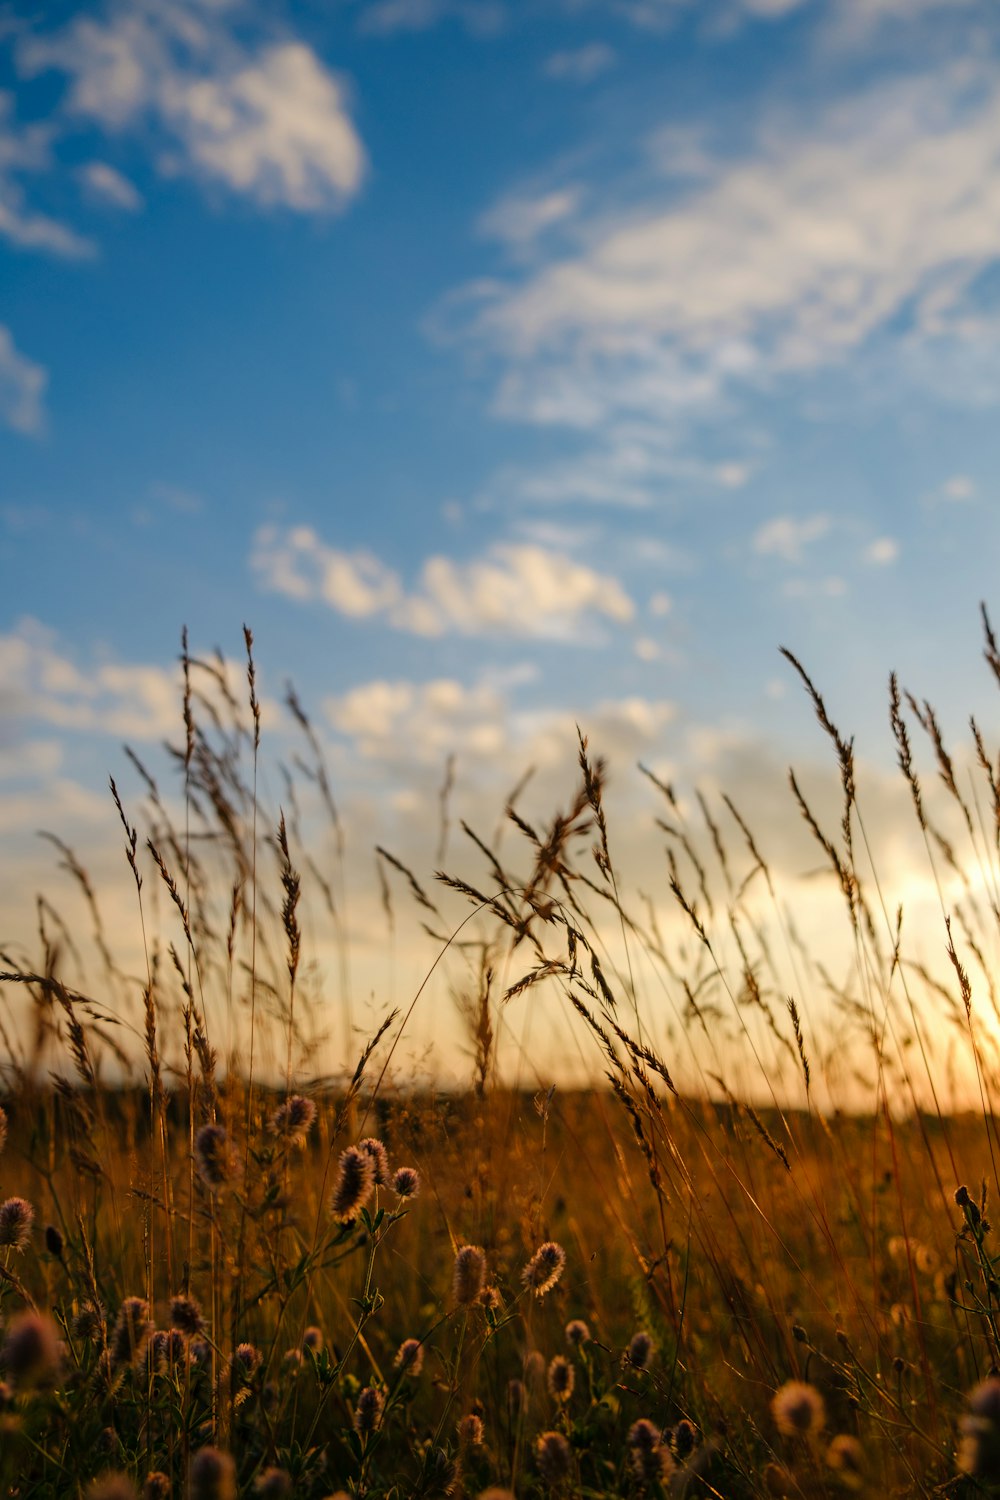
xmin=330 ymin=1144 xmax=376 ymax=1222
xmin=0 ymin=1196 xmax=34 ymax=1250
xmin=522 ymin=1240 xmax=566 ymax=1298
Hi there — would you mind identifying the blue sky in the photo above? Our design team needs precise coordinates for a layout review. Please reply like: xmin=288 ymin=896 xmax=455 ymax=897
xmin=3 ymin=0 xmax=1000 ymax=1094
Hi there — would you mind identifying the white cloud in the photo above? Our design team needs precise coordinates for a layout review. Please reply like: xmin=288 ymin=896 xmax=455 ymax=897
xmin=0 ymin=618 xmax=182 ymax=741
xmin=783 ymin=574 xmax=847 ymax=598
xmin=251 ymin=524 xmax=635 ymax=641
xmin=357 ymin=0 xmax=505 ymax=34
xmin=864 ymin=536 xmax=898 ymax=565
xmin=454 ymin=62 xmax=1000 ymax=436
xmin=79 ymin=160 xmax=143 ymax=211
xmin=714 ymin=461 xmax=750 ymax=488
xmin=0 ymin=94 xmax=96 ymax=258
xmin=19 ymin=8 xmax=365 ymax=213
xmin=478 ymin=188 xmax=581 ymax=253
xmin=0 ymin=326 xmax=47 ymax=434
xmin=753 ymin=513 xmax=831 ymax=563
xmin=325 ymin=670 xmax=675 ymax=778
xmin=943 ymin=474 xmax=976 ymax=502
xmin=543 ymin=44 xmax=617 ymax=83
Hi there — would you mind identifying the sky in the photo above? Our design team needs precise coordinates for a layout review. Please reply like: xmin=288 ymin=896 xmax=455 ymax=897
xmin=3 ymin=0 xmax=1000 ymax=1100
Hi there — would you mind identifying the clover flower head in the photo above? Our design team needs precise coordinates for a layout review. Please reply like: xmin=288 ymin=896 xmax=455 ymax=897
xmin=521 ymin=1241 xmax=566 ymax=1298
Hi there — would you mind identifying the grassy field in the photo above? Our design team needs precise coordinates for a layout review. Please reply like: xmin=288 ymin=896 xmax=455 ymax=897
xmin=4 ymin=623 xmax=1000 ymax=1498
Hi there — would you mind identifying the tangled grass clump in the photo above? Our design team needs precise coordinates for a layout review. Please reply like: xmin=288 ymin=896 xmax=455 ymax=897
xmin=7 ymin=614 xmax=1000 ymax=1494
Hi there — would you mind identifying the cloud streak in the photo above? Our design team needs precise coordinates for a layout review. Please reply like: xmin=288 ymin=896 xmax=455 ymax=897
xmin=251 ymin=525 xmax=635 ymax=640
xmin=454 ymin=63 xmax=1000 ymax=432
xmin=0 ymin=326 xmax=47 ymax=434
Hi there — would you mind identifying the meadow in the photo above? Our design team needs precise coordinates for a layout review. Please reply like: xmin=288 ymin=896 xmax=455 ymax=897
xmin=4 ymin=621 xmax=1000 ymax=1498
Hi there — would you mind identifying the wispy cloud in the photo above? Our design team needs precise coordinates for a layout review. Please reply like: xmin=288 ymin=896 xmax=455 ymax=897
xmin=78 ymin=160 xmax=143 ymax=211
xmin=753 ymin=514 xmax=831 ymax=563
xmin=453 ymin=63 xmax=1000 ymax=428
xmin=251 ymin=525 xmax=635 ymax=640
xmin=478 ymin=187 xmax=581 ymax=255
xmin=0 ymin=618 xmax=182 ymax=741
xmin=325 ymin=670 xmax=675 ymax=777
xmin=543 ymin=44 xmax=617 ymax=83
xmin=357 ymin=0 xmax=504 ymax=35
xmin=0 ymin=326 xmax=47 ymax=434
xmin=17 ymin=5 xmax=366 ymax=213
xmin=0 ymin=95 xmax=96 ymax=258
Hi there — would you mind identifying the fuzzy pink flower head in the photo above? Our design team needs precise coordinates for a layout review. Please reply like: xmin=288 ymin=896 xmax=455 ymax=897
xmin=86 ymin=1476 xmax=138 ymax=1500
xmin=826 ymin=1433 xmax=865 ymax=1488
xmin=169 ymin=1294 xmax=204 ymax=1336
xmin=772 ymin=1379 xmax=826 ymax=1437
xmin=0 ymin=1195 xmax=34 ymax=1250
xmin=522 ymin=1241 xmax=566 ymax=1298
xmin=453 ymin=1244 xmax=487 ymax=1306
xmin=535 ymin=1430 xmax=572 ymax=1485
xmin=359 ymin=1136 xmax=390 ymax=1186
xmin=268 ymin=1093 xmax=316 ymax=1147
xmin=330 ymin=1145 xmax=375 ymax=1223
xmin=395 ymin=1337 xmax=424 ymax=1375
xmin=626 ymin=1330 xmax=654 ymax=1371
xmin=354 ymin=1384 xmax=384 ymax=1433
xmin=2 ymin=1310 xmax=63 ymax=1387
xmin=232 ymin=1342 xmax=262 ymax=1382
xmin=189 ymin=1447 xmax=237 ymax=1500
xmin=548 ymin=1355 xmax=574 ymax=1403
xmin=254 ymin=1468 xmax=292 ymax=1500
xmin=565 ymin=1318 xmax=590 ymax=1349
xmin=392 ymin=1165 xmax=420 ymax=1200
xmin=457 ymin=1412 xmax=484 ymax=1447
xmin=194 ymin=1125 xmax=234 ymax=1190
xmin=111 ymin=1296 xmax=152 ymax=1369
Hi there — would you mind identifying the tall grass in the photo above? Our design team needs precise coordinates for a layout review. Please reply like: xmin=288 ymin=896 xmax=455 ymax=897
xmin=3 ymin=615 xmax=1000 ymax=1496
